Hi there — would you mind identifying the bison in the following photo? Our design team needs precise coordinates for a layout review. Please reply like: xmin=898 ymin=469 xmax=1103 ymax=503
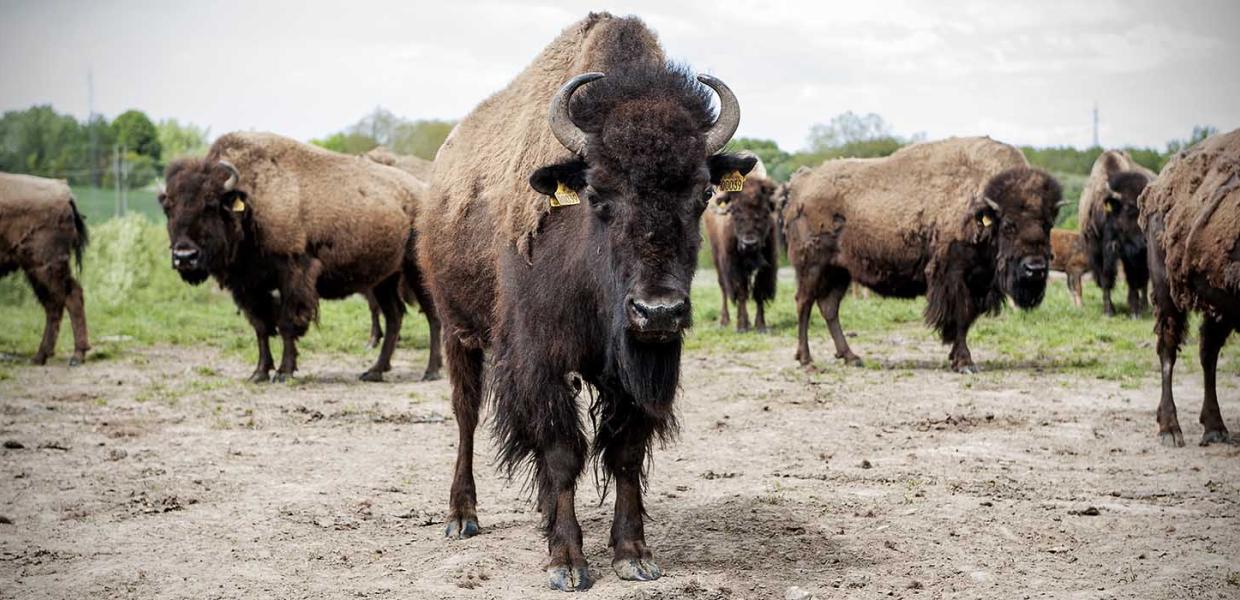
xmin=0 ymin=172 xmax=89 ymax=365
xmin=421 ymin=13 xmax=753 ymax=591
xmin=160 ymin=132 xmax=442 ymax=382
xmin=783 ymin=137 xmax=1061 ymax=373
xmin=1140 ymin=128 xmax=1240 ymax=447
xmin=1078 ymin=150 xmax=1156 ymax=316
xmin=704 ymin=155 xmax=778 ymax=332
xmin=1050 ymin=228 xmax=1088 ymax=307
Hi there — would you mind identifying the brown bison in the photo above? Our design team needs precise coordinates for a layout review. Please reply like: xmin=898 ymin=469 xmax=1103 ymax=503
xmin=783 ymin=137 xmax=1061 ymax=373
xmin=1140 ymin=128 xmax=1240 ymax=447
xmin=1078 ymin=150 xmax=1156 ymax=316
xmin=1050 ymin=228 xmax=1088 ymax=307
xmin=160 ymin=132 xmax=442 ymax=382
xmin=704 ymin=155 xmax=778 ymax=332
xmin=0 ymin=173 xmax=89 ymax=365
xmin=421 ymin=13 xmax=753 ymax=591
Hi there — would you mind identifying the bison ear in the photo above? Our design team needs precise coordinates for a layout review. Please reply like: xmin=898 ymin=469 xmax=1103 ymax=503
xmin=707 ymin=153 xmax=758 ymax=185
xmin=529 ymin=159 xmax=588 ymax=197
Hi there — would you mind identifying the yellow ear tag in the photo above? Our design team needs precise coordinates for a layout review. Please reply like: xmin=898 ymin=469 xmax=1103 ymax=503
xmin=550 ymin=182 xmax=580 ymax=208
xmin=231 ymin=198 xmax=246 ymax=213
xmin=981 ymin=214 xmax=993 ymax=227
xmin=720 ymin=170 xmax=745 ymax=193
xmin=1104 ymin=202 xmax=1113 ymax=214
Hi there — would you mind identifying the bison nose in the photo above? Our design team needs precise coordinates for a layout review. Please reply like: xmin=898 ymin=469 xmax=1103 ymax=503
xmin=1022 ymin=256 xmax=1048 ymax=278
xmin=171 ymin=244 xmax=200 ymax=269
xmin=737 ymin=235 xmax=760 ymax=250
xmin=627 ymin=294 xmax=691 ymax=335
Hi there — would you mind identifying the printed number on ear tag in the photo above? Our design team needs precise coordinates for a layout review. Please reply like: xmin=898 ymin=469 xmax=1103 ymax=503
xmin=981 ymin=214 xmax=993 ymax=227
xmin=232 ymin=198 xmax=246 ymax=212
xmin=720 ymin=170 xmax=745 ymax=193
xmin=550 ymin=182 xmax=580 ymax=208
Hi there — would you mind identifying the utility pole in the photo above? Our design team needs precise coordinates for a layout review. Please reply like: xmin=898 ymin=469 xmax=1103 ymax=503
xmin=88 ymin=69 xmax=97 ymax=187
xmin=120 ymin=143 xmax=128 ymax=216
xmin=113 ymin=144 xmax=120 ymax=217
xmin=1092 ymin=103 xmax=1100 ymax=149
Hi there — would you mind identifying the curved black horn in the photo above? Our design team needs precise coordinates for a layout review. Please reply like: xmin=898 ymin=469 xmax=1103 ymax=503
xmin=699 ymin=74 xmax=741 ymax=155
xmin=218 ymin=160 xmax=239 ymax=192
xmin=548 ymin=72 xmax=604 ymax=155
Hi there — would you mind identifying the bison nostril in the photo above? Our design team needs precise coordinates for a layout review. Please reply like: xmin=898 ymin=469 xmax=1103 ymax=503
xmin=629 ymin=295 xmax=690 ymax=331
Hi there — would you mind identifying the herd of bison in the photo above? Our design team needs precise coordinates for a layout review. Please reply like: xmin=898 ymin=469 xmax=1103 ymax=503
xmin=2 ymin=13 xmax=1238 ymax=594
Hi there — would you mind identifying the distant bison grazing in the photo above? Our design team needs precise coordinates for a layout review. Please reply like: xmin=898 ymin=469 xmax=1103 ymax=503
xmin=421 ymin=13 xmax=752 ymax=591
xmin=0 ymin=173 xmax=90 ymax=365
xmin=1140 ymin=128 xmax=1240 ymax=447
xmin=783 ymin=137 xmax=1061 ymax=372
xmin=704 ymin=156 xmax=778 ymax=331
xmin=1050 ymin=228 xmax=1088 ymax=307
xmin=160 ymin=132 xmax=441 ymax=382
xmin=1078 ymin=150 xmax=1156 ymax=316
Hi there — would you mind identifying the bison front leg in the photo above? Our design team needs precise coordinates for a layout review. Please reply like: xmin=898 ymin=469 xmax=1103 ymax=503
xmin=232 ymin=287 xmax=278 ymax=382
xmin=794 ymin=288 xmax=816 ymax=367
xmin=1197 ymin=318 xmax=1232 ymax=446
xmin=599 ymin=396 xmax=663 ymax=583
xmin=1097 ymin=243 xmax=1120 ymax=317
xmin=539 ymin=439 xmax=590 ymax=592
xmin=817 ymin=276 xmax=862 ymax=367
xmin=273 ymin=260 xmax=320 ymax=382
xmin=948 ymin=320 xmax=979 ymax=374
xmin=27 ymin=266 xmax=66 ymax=366
xmin=735 ymin=284 xmax=751 ymax=332
xmin=64 ymin=277 xmax=89 ymax=366
xmin=753 ymin=297 xmax=767 ymax=333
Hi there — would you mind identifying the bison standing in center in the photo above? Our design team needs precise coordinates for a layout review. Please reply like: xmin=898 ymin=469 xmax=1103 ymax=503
xmin=783 ymin=137 xmax=1061 ymax=372
xmin=704 ymin=156 xmax=779 ymax=332
xmin=421 ymin=13 xmax=753 ymax=591
xmin=1079 ymin=150 xmax=1156 ymax=317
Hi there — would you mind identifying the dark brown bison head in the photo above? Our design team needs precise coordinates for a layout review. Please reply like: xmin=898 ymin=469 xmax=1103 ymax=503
xmin=717 ymin=176 xmax=778 ymax=254
xmin=1103 ymin=171 xmax=1150 ymax=256
xmin=529 ymin=64 xmax=755 ymax=348
xmin=973 ymin=167 xmax=1062 ymax=309
xmin=158 ymin=158 xmax=250 ymax=285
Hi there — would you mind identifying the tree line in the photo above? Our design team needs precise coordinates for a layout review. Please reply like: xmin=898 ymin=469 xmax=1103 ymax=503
xmin=1 ymin=104 xmax=1216 ymax=189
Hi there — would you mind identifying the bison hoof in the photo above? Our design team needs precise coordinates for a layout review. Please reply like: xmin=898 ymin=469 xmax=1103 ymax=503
xmin=421 ymin=370 xmax=443 ymax=382
xmin=1159 ymin=430 xmax=1185 ymax=448
xmin=68 ymin=356 xmax=84 ymax=367
xmin=613 ymin=557 xmax=662 ymax=581
xmin=31 ymin=354 xmax=49 ymax=366
xmin=547 ymin=565 xmax=592 ymax=592
xmin=365 ymin=338 xmax=381 ymax=350
xmin=359 ymin=371 xmax=384 ymax=383
xmin=273 ymin=372 xmax=294 ymax=383
xmin=247 ymin=371 xmax=272 ymax=384
xmin=444 ymin=517 xmax=479 ymax=539
xmin=1200 ymin=430 xmax=1231 ymax=446
xmin=953 ymin=363 xmax=980 ymax=374
xmin=840 ymin=355 xmax=864 ymax=368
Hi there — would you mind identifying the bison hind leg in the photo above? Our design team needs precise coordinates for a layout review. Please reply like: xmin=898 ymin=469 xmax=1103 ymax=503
xmin=1197 ymin=318 xmax=1233 ymax=446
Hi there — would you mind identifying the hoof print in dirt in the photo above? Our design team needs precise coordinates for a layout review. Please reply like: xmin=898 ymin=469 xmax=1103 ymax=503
xmin=444 ymin=518 xmax=479 ymax=539
xmin=547 ymin=566 xmax=591 ymax=592
xmin=613 ymin=557 xmax=662 ymax=581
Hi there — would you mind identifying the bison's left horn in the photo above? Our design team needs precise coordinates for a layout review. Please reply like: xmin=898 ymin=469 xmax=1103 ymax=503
xmin=699 ymin=74 xmax=741 ymax=155
xmin=984 ymin=196 xmax=1000 ymax=211
xmin=548 ymin=72 xmax=604 ymax=156
xmin=218 ymin=160 xmax=240 ymax=192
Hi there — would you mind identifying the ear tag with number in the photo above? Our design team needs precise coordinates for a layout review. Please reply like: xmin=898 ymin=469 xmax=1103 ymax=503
xmin=549 ymin=182 xmax=580 ymax=208
xmin=231 ymin=197 xmax=246 ymax=213
xmin=981 ymin=214 xmax=993 ymax=227
xmin=1104 ymin=202 xmax=1113 ymax=214
xmin=720 ymin=170 xmax=745 ymax=193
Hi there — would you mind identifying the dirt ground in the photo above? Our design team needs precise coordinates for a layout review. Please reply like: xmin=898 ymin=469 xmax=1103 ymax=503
xmin=2 ymin=334 xmax=1239 ymax=599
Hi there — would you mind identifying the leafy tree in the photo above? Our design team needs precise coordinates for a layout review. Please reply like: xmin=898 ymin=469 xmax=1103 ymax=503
xmin=112 ymin=110 xmax=161 ymax=161
xmin=310 ymin=131 xmax=378 ymax=155
xmin=157 ymin=118 xmax=209 ymax=161
xmin=313 ymin=108 xmax=455 ymax=161
xmin=725 ymin=137 xmax=790 ymax=174
xmin=392 ymin=119 xmax=455 ymax=160
xmin=806 ymin=111 xmax=893 ymax=151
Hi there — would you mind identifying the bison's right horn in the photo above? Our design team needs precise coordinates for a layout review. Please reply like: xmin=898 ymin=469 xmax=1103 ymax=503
xmin=218 ymin=160 xmax=240 ymax=192
xmin=548 ymin=72 xmax=604 ymax=156
xmin=984 ymin=196 xmax=1000 ymax=211
xmin=699 ymin=74 xmax=741 ymax=155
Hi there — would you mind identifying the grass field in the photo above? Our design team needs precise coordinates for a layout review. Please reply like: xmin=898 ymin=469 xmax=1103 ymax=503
xmin=70 ymin=185 xmax=163 ymax=224
xmin=2 ymin=214 xmax=1230 ymax=385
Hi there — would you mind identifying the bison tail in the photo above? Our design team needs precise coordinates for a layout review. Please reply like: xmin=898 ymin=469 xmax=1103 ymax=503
xmin=68 ymin=197 xmax=89 ymax=271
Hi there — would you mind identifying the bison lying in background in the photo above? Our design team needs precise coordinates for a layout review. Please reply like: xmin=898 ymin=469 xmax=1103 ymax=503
xmin=1140 ymin=128 xmax=1240 ymax=447
xmin=160 ymin=132 xmax=441 ymax=382
xmin=422 ymin=12 xmax=752 ymax=591
xmin=0 ymin=173 xmax=89 ymax=365
xmin=783 ymin=137 xmax=1060 ymax=373
xmin=704 ymin=155 xmax=778 ymax=332
xmin=1050 ymin=228 xmax=1088 ymax=307
xmin=1079 ymin=150 xmax=1156 ymax=316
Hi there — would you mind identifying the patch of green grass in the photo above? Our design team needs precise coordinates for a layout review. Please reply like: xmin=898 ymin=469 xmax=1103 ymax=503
xmin=70 ymin=185 xmax=163 ymax=224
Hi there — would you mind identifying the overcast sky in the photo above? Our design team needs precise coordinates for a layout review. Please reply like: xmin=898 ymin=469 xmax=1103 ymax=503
xmin=2 ymin=0 xmax=1237 ymax=152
